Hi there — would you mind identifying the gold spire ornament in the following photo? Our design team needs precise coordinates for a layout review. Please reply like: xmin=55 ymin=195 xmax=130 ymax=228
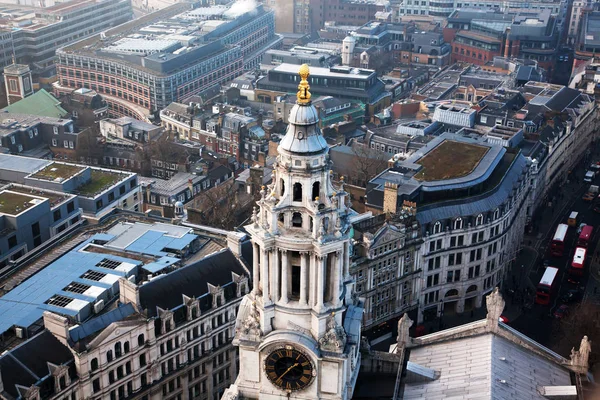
xmin=297 ymin=64 xmax=311 ymax=104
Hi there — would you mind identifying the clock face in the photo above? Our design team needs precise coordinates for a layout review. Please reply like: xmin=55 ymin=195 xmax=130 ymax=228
xmin=264 ymin=346 xmax=315 ymax=392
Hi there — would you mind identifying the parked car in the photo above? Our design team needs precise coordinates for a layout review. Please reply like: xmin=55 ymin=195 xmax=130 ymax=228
xmin=499 ymin=315 xmax=509 ymax=324
xmin=560 ymin=289 xmax=583 ymax=304
xmin=553 ymin=304 xmax=570 ymax=319
xmin=583 ymin=193 xmax=595 ymax=201
xmin=577 ymin=223 xmax=587 ymax=234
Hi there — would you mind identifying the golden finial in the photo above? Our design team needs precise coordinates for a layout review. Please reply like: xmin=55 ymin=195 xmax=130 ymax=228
xmin=297 ymin=64 xmax=311 ymax=104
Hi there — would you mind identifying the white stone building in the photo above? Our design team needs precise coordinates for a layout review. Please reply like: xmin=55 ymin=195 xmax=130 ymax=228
xmin=365 ymin=133 xmax=531 ymax=323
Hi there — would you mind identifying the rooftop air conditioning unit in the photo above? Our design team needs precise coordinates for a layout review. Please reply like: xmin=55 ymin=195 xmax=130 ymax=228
xmin=94 ymin=299 xmax=105 ymax=314
xmin=15 ymin=327 xmax=23 ymax=338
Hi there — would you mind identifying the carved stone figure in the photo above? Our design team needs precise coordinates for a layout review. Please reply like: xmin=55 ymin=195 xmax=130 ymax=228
xmin=319 ymin=313 xmax=347 ymax=352
xmin=397 ymin=313 xmax=413 ymax=350
xmin=485 ymin=287 xmax=504 ymax=331
xmin=238 ymin=301 xmax=262 ymax=338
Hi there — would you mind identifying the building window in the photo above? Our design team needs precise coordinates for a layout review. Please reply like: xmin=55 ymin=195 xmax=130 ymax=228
xmin=433 ymin=221 xmax=442 ymax=234
xmin=52 ymin=139 xmax=57 ymax=146
xmin=53 ymin=126 xmax=58 ymax=135
xmin=454 ymin=218 xmax=463 ymax=230
xmin=476 ymin=214 xmax=484 ymax=226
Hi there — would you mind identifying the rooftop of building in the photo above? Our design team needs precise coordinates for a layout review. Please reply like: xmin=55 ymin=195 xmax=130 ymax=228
xmin=0 ymin=0 xmax=118 ymax=32
xmin=139 ymin=173 xmax=206 ymax=197
xmin=3 ymin=184 xmax=74 ymax=208
xmin=0 ymin=111 xmax=72 ymax=138
xmin=270 ymin=64 xmax=376 ymax=80
xmin=139 ymin=248 xmax=247 ymax=317
xmin=59 ymin=2 xmax=269 ymax=75
xmin=3 ymin=89 xmax=68 ymax=119
xmin=455 ymin=30 xmax=502 ymax=44
xmin=0 ymin=330 xmax=74 ymax=399
xmin=0 ymin=220 xmax=201 ymax=336
xmin=29 ymin=162 xmax=85 ymax=182
xmin=103 ymin=116 xmax=159 ymax=131
xmin=413 ymin=140 xmax=489 ymax=181
xmin=0 ymin=190 xmax=44 ymax=216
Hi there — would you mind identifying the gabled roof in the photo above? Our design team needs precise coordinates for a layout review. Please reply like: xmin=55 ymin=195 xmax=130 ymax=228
xmin=3 ymin=89 xmax=68 ymax=119
xmin=403 ymin=332 xmax=573 ymax=399
xmin=138 ymin=249 xmax=246 ymax=316
xmin=0 ymin=330 xmax=73 ymax=398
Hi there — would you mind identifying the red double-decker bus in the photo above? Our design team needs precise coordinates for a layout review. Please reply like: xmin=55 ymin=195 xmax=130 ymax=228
xmin=535 ymin=267 xmax=559 ymax=305
xmin=569 ymin=247 xmax=587 ymax=278
xmin=578 ymin=225 xmax=593 ymax=247
xmin=551 ymin=224 xmax=569 ymax=257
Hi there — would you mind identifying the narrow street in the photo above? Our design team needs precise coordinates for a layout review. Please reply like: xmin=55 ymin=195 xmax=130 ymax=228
xmin=509 ymin=143 xmax=600 ymax=348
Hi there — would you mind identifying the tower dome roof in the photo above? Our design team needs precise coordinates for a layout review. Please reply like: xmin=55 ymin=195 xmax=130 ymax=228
xmin=278 ymin=64 xmax=328 ymax=155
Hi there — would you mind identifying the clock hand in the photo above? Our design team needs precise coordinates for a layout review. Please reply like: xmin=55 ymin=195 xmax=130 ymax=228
xmin=278 ymin=363 xmax=299 ymax=381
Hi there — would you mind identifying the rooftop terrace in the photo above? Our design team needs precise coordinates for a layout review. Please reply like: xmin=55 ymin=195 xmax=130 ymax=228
xmin=0 ymin=191 xmax=42 ymax=216
xmin=7 ymin=185 xmax=71 ymax=208
xmin=414 ymin=140 xmax=489 ymax=182
xmin=30 ymin=163 xmax=84 ymax=182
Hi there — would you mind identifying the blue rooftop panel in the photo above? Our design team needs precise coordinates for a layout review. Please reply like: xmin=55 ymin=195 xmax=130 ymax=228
xmin=141 ymin=256 xmax=181 ymax=274
xmin=165 ymin=234 xmax=197 ymax=251
xmin=0 ymin=247 xmax=141 ymax=335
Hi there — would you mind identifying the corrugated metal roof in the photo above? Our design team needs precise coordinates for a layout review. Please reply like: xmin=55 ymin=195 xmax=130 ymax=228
xmin=0 ymin=236 xmax=141 ymax=334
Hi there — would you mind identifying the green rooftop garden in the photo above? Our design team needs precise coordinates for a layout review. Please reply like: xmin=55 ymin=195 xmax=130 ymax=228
xmin=414 ymin=140 xmax=489 ymax=182
xmin=77 ymin=170 xmax=124 ymax=197
xmin=31 ymin=163 xmax=84 ymax=181
xmin=0 ymin=191 xmax=39 ymax=215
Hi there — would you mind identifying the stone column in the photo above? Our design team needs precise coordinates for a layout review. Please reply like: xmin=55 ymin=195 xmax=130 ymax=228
xmin=333 ymin=250 xmax=342 ymax=304
xmin=309 ymin=254 xmax=316 ymax=307
xmin=261 ymin=248 xmax=270 ymax=301
xmin=316 ymin=254 xmax=326 ymax=310
xmin=272 ymin=249 xmax=280 ymax=302
xmin=344 ymin=242 xmax=350 ymax=279
xmin=281 ymin=250 xmax=289 ymax=303
xmin=252 ymin=243 xmax=259 ymax=294
xmin=300 ymin=252 xmax=308 ymax=306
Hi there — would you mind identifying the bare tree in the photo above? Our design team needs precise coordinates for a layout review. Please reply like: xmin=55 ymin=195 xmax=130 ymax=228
xmin=349 ymin=142 xmax=389 ymax=188
xmin=187 ymin=180 xmax=253 ymax=230
xmin=75 ymin=125 xmax=105 ymax=164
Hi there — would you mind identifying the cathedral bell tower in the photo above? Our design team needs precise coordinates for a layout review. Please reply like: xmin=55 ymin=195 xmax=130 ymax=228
xmin=223 ymin=65 xmax=363 ymax=400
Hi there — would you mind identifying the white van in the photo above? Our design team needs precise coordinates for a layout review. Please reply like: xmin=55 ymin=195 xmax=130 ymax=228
xmin=585 ymin=170 xmax=596 ymax=183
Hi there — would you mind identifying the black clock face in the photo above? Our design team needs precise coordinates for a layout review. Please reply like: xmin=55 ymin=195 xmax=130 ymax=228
xmin=264 ymin=346 xmax=314 ymax=391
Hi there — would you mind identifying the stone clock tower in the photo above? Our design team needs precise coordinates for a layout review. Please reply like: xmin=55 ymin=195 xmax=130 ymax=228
xmin=222 ymin=65 xmax=363 ymax=400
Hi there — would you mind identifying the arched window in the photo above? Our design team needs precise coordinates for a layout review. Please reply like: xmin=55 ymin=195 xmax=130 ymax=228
xmin=433 ymin=221 xmax=442 ymax=234
xmin=138 ymin=334 xmax=145 ymax=347
xmin=292 ymin=212 xmax=302 ymax=228
xmin=454 ymin=218 xmax=463 ymax=230
xmin=323 ymin=217 xmax=330 ymax=233
xmin=445 ymin=289 xmax=459 ymax=297
xmin=293 ymin=182 xmax=302 ymax=202
xmin=493 ymin=208 xmax=500 ymax=220
xmin=466 ymin=285 xmax=477 ymax=293
xmin=309 ymin=217 xmax=314 ymax=232
xmin=278 ymin=213 xmax=284 ymax=223
xmin=476 ymin=214 xmax=484 ymax=226
xmin=114 ymin=342 xmax=122 ymax=358
xmin=91 ymin=358 xmax=99 ymax=371
xmin=106 ymin=350 xmax=113 ymax=362
xmin=124 ymin=341 xmax=130 ymax=354
xmin=280 ymin=178 xmax=285 ymax=196
xmin=312 ymin=181 xmax=320 ymax=201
